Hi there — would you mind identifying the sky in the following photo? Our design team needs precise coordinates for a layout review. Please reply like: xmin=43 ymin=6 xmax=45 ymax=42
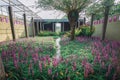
xmin=19 ymin=0 xmax=65 ymax=19
xmin=19 ymin=0 xmax=120 ymax=19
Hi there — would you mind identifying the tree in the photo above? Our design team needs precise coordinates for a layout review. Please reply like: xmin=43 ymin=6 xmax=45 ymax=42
xmin=101 ymin=0 xmax=114 ymax=40
xmin=86 ymin=0 xmax=115 ymax=40
xmin=0 ymin=56 xmax=5 ymax=80
xmin=86 ymin=2 xmax=103 ymax=31
xmin=109 ymin=3 xmax=120 ymax=16
xmin=37 ymin=0 xmax=93 ymax=40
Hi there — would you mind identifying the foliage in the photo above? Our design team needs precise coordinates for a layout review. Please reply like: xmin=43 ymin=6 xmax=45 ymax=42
xmin=37 ymin=0 xmax=92 ymax=40
xmin=86 ymin=0 xmax=115 ymax=20
xmin=60 ymin=36 xmax=120 ymax=80
xmin=60 ymin=38 xmax=92 ymax=60
xmin=80 ymin=25 xmax=95 ymax=37
xmin=64 ymin=25 xmax=95 ymax=37
xmin=0 ymin=38 xmax=56 ymax=79
xmin=59 ymin=32 xmax=66 ymax=36
xmin=0 ymin=37 xmax=120 ymax=79
xmin=75 ymin=28 xmax=82 ymax=36
xmin=38 ymin=31 xmax=66 ymax=37
xmin=109 ymin=4 xmax=120 ymax=16
xmin=38 ymin=31 xmax=59 ymax=36
xmin=37 ymin=0 xmax=92 ymax=13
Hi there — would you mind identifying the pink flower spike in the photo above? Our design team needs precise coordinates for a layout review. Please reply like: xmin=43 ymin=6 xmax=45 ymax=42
xmin=39 ymin=61 xmax=42 ymax=72
xmin=48 ymin=68 xmax=52 ymax=75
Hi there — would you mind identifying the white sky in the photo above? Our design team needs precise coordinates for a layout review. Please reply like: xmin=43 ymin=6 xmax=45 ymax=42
xmin=19 ymin=0 xmax=120 ymax=19
xmin=19 ymin=0 xmax=65 ymax=19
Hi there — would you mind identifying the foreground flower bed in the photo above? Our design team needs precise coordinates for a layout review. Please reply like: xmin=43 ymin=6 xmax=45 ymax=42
xmin=0 ymin=37 xmax=57 ymax=79
xmin=0 ymin=37 xmax=120 ymax=80
xmin=61 ymin=36 xmax=120 ymax=80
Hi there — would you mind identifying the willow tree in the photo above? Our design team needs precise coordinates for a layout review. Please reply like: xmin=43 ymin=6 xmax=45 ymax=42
xmin=37 ymin=0 xmax=92 ymax=40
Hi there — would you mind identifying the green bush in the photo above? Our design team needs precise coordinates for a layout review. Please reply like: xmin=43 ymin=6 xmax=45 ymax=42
xmin=38 ymin=31 xmax=59 ymax=36
xmin=59 ymin=32 xmax=66 ymax=36
xmin=63 ymin=29 xmax=81 ymax=37
xmin=79 ymin=26 xmax=95 ymax=36
xmin=38 ymin=31 xmax=66 ymax=37
xmin=80 ymin=25 xmax=95 ymax=37
xmin=64 ymin=25 xmax=95 ymax=37
xmin=75 ymin=28 xmax=82 ymax=36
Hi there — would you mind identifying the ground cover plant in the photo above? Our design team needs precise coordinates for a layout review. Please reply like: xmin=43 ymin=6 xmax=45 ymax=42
xmin=38 ymin=31 xmax=66 ymax=37
xmin=0 ymin=37 xmax=56 ymax=80
xmin=0 ymin=36 xmax=120 ymax=80
xmin=60 ymin=36 xmax=120 ymax=80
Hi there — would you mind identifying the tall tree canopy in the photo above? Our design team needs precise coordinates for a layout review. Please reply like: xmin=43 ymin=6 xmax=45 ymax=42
xmin=86 ymin=2 xmax=103 ymax=31
xmin=86 ymin=0 xmax=114 ymax=40
xmin=101 ymin=0 xmax=114 ymax=40
xmin=37 ymin=0 xmax=93 ymax=40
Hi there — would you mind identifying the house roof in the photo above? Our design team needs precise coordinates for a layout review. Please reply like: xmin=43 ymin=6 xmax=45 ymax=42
xmin=34 ymin=19 xmax=83 ymax=22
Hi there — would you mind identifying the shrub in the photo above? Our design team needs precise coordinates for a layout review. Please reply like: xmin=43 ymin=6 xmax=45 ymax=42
xmin=64 ymin=25 xmax=95 ymax=37
xmin=75 ymin=28 xmax=82 ymax=36
xmin=38 ymin=31 xmax=66 ymax=37
xmin=80 ymin=25 xmax=95 ymax=37
xmin=59 ymin=32 xmax=66 ymax=36
xmin=38 ymin=31 xmax=59 ymax=36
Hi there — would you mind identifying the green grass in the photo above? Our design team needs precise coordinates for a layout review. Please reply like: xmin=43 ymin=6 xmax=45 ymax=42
xmin=60 ymin=40 xmax=93 ymax=61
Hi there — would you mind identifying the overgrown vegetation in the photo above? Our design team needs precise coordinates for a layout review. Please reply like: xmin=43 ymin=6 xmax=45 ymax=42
xmin=64 ymin=25 xmax=95 ymax=37
xmin=38 ymin=31 xmax=66 ymax=37
xmin=0 ymin=36 xmax=120 ymax=80
xmin=60 ymin=36 xmax=120 ymax=80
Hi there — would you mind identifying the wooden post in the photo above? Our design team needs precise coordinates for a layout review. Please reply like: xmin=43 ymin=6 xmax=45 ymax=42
xmin=90 ymin=13 xmax=94 ymax=31
xmin=40 ymin=22 xmax=42 ymax=31
xmin=39 ymin=22 xmax=40 ymax=32
xmin=52 ymin=23 xmax=54 ymax=32
xmin=37 ymin=21 xmax=39 ymax=34
xmin=63 ymin=22 xmax=64 ymax=32
xmin=43 ymin=23 xmax=44 ymax=31
xmin=8 ymin=6 xmax=16 ymax=41
xmin=31 ymin=17 xmax=35 ymax=37
xmin=84 ymin=17 xmax=86 ymax=24
xmin=23 ymin=13 xmax=28 ymax=38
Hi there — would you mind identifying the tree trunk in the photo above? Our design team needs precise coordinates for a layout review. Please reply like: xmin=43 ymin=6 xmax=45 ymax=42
xmin=70 ymin=21 xmax=75 ymax=40
xmin=102 ymin=7 xmax=110 ymax=40
xmin=0 ymin=56 xmax=5 ymax=80
xmin=83 ymin=17 xmax=86 ymax=24
xmin=90 ymin=13 xmax=94 ymax=31
xmin=68 ymin=10 xmax=79 ymax=40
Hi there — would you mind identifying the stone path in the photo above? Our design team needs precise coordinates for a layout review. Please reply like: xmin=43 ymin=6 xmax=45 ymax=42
xmin=55 ymin=37 xmax=61 ymax=61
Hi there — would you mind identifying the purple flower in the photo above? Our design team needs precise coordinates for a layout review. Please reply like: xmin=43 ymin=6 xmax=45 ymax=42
xmin=14 ymin=59 xmax=18 ymax=68
xmin=101 ymin=61 xmax=105 ymax=69
xmin=52 ymin=58 xmax=59 ymax=67
xmin=39 ymin=61 xmax=42 ymax=72
xmin=48 ymin=68 xmax=52 ymax=75
xmin=65 ymin=68 xmax=68 ymax=74
xmin=106 ymin=64 xmax=112 ymax=77
xmin=67 ymin=77 xmax=70 ymax=80
xmin=72 ymin=62 xmax=77 ymax=71
xmin=112 ymin=73 xmax=117 ymax=80
xmin=32 ymin=53 xmax=39 ymax=63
